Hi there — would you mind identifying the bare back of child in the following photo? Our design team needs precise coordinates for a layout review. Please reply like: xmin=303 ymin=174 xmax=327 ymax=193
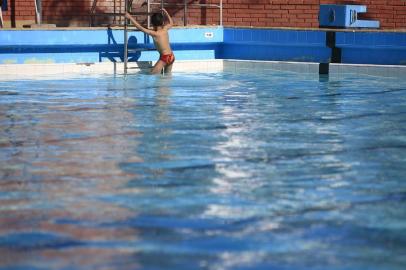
xmin=125 ymin=9 xmax=174 ymax=75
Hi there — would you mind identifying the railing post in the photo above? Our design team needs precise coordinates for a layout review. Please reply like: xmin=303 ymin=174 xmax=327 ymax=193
xmin=124 ymin=0 xmax=128 ymax=75
xmin=35 ymin=0 xmax=42 ymax=24
xmin=220 ymin=0 xmax=223 ymax=26
xmin=89 ymin=0 xmax=98 ymax=27
xmin=147 ymin=0 xmax=151 ymax=28
xmin=0 ymin=1 xmax=3 ymax=28
xmin=183 ymin=0 xmax=187 ymax=26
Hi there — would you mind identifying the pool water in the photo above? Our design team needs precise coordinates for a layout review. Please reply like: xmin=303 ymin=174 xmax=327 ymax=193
xmin=0 ymin=70 xmax=405 ymax=270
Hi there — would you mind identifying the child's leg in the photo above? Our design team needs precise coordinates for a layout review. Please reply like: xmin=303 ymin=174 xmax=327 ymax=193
xmin=164 ymin=62 xmax=173 ymax=74
xmin=150 ymin=60 xmax=166 ymax=74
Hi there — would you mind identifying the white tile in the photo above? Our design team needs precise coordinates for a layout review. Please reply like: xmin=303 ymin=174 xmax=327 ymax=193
xmin=1 ymin=61 xmax=405 ymax=80
xmin=329 ymin=64 xmax=340 ymax=74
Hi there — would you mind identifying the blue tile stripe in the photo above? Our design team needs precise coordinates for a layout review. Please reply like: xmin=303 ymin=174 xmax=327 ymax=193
xmin=335 ymin=32 xmax=406 ymax=65
xmin=0 ymin=27 xmax=405 ymax=65
xmin=224 ymin=29 xmax=326 ymax=45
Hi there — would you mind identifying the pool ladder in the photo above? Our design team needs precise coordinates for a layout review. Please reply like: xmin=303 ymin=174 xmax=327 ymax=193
xmin=124 ymin=1 xmax=165 ymax=75
xmin=89 ymin=0 xmax=157 ymax=74
xmin=90 ymin=0 xmax=223 ymax=75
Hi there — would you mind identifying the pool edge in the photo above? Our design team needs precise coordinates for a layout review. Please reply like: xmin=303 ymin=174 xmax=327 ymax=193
xmin=0 ymin=60 xmax=405 ymax=80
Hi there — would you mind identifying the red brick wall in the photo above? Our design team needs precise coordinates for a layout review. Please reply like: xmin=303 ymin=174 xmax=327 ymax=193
xmin=1 ymin=0 xmax=36 ymax=27
xmin=1 ymin=0 xmax=112 ymax=27
xmin=1 ymin=0 xmax=406 ymax=29
xmin=218 ymin=0 xmax=406 ymax=29
xmin=41 ymin=0 xmax=127 ymax=26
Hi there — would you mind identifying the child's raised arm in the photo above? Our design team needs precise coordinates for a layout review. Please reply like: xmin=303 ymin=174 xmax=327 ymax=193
xmin=161 ymin=9 xmax=173 ymax=29
xmin=125 ymin=12 xmax=156 ymax=36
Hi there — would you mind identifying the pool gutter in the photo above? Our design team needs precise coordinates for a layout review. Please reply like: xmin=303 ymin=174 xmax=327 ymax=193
xmin=0 ymin=60 xmax=405 ymax=81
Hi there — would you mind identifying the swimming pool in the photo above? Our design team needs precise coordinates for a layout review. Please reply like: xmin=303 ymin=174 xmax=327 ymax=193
xmin=0 ymin=68 xmax=405 ymax=270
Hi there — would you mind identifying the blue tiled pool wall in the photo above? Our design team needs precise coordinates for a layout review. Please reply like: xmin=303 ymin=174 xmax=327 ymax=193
xmin=0 ymin=27 xmax=405 ymax=65
xmin=0 ymin=28 xmax=223 ymax=64
xmin=221 ymin=28 xmax=331 ymax=63
xmin=336 ymin=32 xmax=406 ymax=65
xmin=222 ymin=28 xmax=406 ymax=65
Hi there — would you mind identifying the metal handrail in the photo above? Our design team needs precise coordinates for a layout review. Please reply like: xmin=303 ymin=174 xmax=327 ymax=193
xmin=124 ymin=0 xmax=128 ymax=74
xmin=0 ymin=5 xmax=3 ymax=28
xmin=90 ymin=0 xmax=129 ymax=26
xmin=148 ymin=0 xmax=223 ymax=26
xmin=90 ymin=0 xmax=223 ymax=27
xmin=34 ymin=0 xmax=42 ymax=24
xmin=1 ymin=0 xmax=43 ymax=28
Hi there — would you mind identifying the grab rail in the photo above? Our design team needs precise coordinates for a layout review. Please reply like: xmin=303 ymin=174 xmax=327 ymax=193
xmin=90 ymin=0 xmax=223 ymax=27
xmin=148 ymin=0 xmax=223 ymax=26
xmin=0 ymin=7 xmax=3 ymax=28
xmin=34 ymin=0 xmax=41 ymax=24
xmin=0 ymin=0 xmax=6 ymax=28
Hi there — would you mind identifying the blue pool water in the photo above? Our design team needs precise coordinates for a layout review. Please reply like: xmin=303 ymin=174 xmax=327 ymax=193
xmin=0 ymin=69 xmax=405 ymax=270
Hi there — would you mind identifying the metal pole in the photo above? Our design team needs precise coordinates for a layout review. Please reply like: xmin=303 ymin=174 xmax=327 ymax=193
xmin=90 ymin=0 xmax=98 ymax=27
xmin=38 ymin=0 xmax=42 ymax=24
xmin=184 ymin=0 xmax=187 ymax=26
xmin=124 ymin=0 xmax=128 ymax=75
xmin=147 ymin=0 xmax=150 ymax=28
xmin=35 ymin=0 xmax=42 ymax=24
xmin=0 ymin=9 xmax=3 ymax=28
xmin=113 ymin=0 xmax=116 ymax=24
xmin=0 ymin=1 xmax=4 ymax=28
xmin=220 ymin=0 xmax=223 ymax=26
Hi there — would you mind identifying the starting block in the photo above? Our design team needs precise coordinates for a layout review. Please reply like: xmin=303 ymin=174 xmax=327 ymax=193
xmin=319 ymin=4 xmax=380 ymax=28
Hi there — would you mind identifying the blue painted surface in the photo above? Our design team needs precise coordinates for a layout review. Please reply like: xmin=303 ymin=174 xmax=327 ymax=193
xmin=0 ymin=44 xmax=219 ymax=64
xmin=220 ymin=28 xmax=331 ymax=63
xmin=0 ymin=27 xmax=405 ymax=65
xmin=0 ymin=28 xmax=223 ymax=45
xmin=0 ymin=28 xmax=222 ymax=64
xmin=336 ymin=32 xmax=406 ymax=65
xmin=319 ymin=5 xmax=380 ymax=28
xmin=170 ymin=28 xmax=223 ymax=43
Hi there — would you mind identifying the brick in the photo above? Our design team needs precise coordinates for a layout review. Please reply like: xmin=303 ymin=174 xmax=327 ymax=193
xmin=2 ymin=0 xmax=405 ymax=29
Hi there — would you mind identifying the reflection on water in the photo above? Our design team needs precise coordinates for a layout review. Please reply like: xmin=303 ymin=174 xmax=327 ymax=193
xmin=0 ymin=72 xmax=406 ymax=270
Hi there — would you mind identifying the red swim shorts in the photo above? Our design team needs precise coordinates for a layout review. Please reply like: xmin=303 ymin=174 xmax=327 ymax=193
xmin=159 ymin=53 xmax=175 ymax=65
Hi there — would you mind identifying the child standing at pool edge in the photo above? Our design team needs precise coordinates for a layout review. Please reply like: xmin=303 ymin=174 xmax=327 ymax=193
xmin=125 ymin=9 xmax=174 ymax=75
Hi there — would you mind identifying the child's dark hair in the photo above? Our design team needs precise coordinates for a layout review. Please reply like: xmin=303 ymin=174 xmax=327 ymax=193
xmin=151 ymin=13 xmax=164 ymax=27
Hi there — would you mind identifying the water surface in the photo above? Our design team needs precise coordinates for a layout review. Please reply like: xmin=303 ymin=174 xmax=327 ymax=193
xmin=0 ymin=70 xmax=405 ymax=270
